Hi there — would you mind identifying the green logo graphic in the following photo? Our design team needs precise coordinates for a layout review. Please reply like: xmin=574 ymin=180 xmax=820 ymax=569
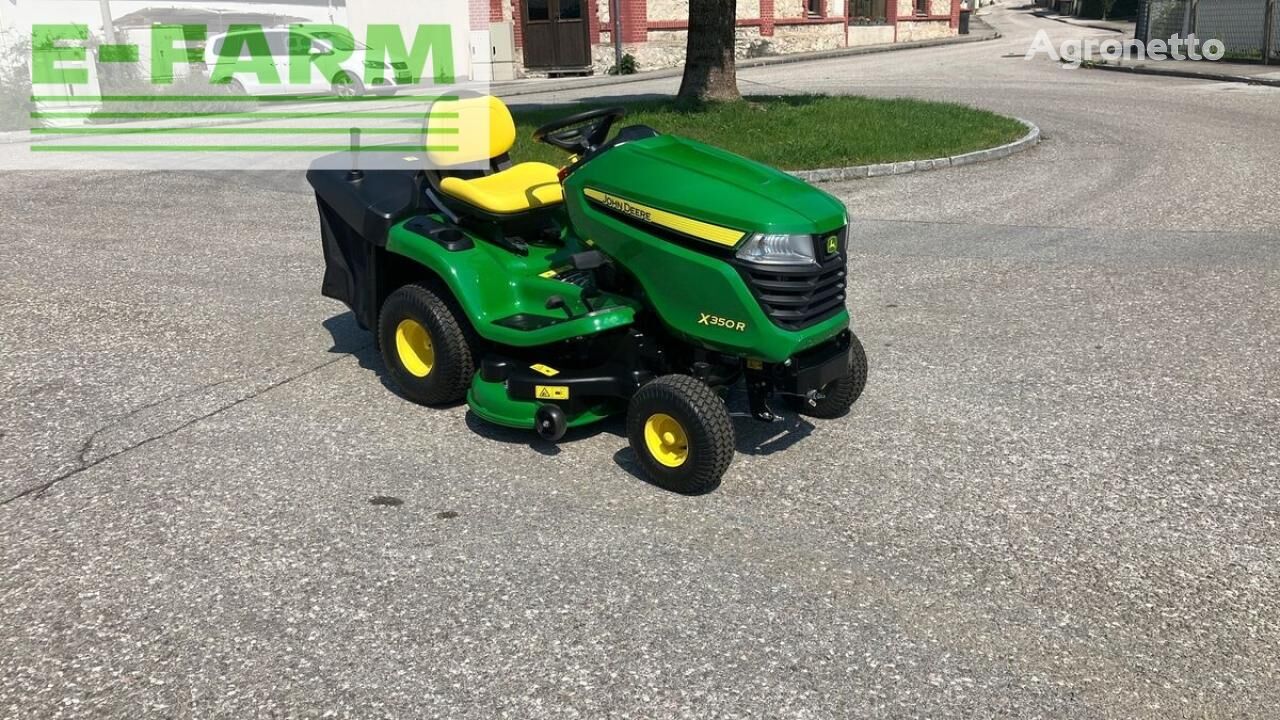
xmin=825 ymin=235 xmax=838 ymax=254
xmin=21 ymin=19 xmax=473 ymax=167
xmin=32 ymin=23 xmax=455 ymax=86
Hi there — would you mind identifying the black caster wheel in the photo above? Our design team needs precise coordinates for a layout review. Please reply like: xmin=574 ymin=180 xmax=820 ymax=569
xmin=535 ymin=404 xmax=567 ymax=442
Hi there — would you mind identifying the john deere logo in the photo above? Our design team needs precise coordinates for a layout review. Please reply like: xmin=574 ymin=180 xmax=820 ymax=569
xmin=825 ymin=236 xmax=839 ymax=255
xmin=593 ymin=191 xmax=653 ymax=224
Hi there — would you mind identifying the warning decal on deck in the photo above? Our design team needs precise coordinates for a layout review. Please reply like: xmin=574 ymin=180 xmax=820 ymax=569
xmin=535 ymin=385 xmax=570 ymax=400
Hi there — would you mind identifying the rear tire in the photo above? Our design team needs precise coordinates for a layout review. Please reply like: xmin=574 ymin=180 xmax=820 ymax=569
xmin=786 ymin=332 xmax=868 ymax=419
xmin=627 ymin=375 xmax=735 ymax=494
xmin=378 ymin=283 xmax=475 ymax=406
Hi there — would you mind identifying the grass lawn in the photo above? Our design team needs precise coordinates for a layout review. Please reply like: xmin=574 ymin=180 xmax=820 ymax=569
xmin=508 ymin=95 xmax=1027 ymax=171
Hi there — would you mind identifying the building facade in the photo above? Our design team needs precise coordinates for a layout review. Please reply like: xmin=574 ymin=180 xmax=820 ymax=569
xmin=487 ymin=0 xmax=962 ymax=74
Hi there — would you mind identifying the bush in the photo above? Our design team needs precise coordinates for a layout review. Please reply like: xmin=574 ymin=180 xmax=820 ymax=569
xmin=1078 ymin=0 xmax=1139 ymax=19
xmin=0 ymin=36 xmax=36 ymax=131
xmin=608 ymin=53 xmax=639 ymax=75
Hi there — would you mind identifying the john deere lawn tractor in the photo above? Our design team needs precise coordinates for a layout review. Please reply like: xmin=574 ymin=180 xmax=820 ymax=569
xmin=307 ymin=96 xmax=867 ymax=493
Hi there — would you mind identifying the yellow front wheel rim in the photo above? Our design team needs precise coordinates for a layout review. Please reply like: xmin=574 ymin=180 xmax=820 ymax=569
xmin=643 ymin=413 xmax=689 ymax=468
xmin=395 ymin=318 xmax=435 ymax=378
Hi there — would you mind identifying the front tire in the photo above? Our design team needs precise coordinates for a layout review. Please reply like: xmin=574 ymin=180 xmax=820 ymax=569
xmin=378 ymin=283 xmax=475 ymax=406
xmin=786 ymin=332 xmax=868 ymax=419
xmin=331 ymin=71 xmax=365 ymax=98
xmin=627 ymin=375 xmax=735 ymax=494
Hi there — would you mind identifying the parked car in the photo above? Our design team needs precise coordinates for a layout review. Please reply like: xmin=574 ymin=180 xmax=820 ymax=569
xmin=202 ymin=27 xmax=414 ymax=97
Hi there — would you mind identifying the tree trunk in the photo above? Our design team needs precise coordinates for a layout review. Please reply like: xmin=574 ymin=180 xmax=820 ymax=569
xmin=676 ymin=0 xmax=741 ymax=103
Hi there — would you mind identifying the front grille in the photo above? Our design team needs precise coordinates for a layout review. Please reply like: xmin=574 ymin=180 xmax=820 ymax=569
xmin=737 ymin=229 xmax=848 ymax=330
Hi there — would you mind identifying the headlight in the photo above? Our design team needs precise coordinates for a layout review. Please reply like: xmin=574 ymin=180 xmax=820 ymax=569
xmin=735 ymin=233 xmax=816 ymax=266
xmin=364 ymin=60 xmax=390 ymax=69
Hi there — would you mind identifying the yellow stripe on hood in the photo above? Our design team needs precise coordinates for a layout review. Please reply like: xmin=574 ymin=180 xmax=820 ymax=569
xmin=584 ymin=188 xmax=746 ymax=247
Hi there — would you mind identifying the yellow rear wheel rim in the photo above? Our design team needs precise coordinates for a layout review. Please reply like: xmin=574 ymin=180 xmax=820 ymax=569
xmin=395 ymin=318 xmax=434 ymax=378
xmin=643 ymin=413 xmax=689 ymax=468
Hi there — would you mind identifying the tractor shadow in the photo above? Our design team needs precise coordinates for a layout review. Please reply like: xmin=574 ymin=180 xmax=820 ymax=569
xmin=323 ymin=312 xmax=399 ymax=394
xmin=323 ymin=312 xmax=369 ymax=356
xmin=723 ymin=387 xmax=817 ymax=457
xmin=464 ymin=412 xmax=625 ymax=457
xmin=609 ymin=447 xmax=713 ymax=494
xmin=732 ymin=414 xmax=817 ymax=456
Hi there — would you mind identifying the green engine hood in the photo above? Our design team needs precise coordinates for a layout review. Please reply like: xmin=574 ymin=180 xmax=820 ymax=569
xmin=568 ymin=134 xmax=848 ymax=237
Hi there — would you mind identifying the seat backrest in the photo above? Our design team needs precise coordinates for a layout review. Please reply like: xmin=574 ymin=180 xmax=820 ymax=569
xmin=425 ymin=95 xmax=516 ymax=169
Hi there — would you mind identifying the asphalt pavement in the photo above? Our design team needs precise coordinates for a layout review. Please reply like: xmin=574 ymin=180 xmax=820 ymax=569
xmin=2 ymin=5 xmax=1279 ymax=718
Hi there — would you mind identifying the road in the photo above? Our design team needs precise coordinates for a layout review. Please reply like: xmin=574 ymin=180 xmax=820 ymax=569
xmin=2 ymin=5 xmax=1279 ymax=717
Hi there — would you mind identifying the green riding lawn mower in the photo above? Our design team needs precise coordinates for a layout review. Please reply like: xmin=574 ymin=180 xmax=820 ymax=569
xmin=307 ymin=96 xmax=867 ymax=493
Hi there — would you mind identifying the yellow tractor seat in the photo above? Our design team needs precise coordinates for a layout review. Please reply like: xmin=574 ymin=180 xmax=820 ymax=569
xmin=438 ymin=162 xmax=564 ymax=215
xmin=425 ymin=95 xmax=565 ymax=216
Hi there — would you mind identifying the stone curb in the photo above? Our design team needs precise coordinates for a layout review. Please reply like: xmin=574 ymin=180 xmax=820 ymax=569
xmin=496 ymin=29 xmax=1001 ymax=99
xmin=1031 ymin=11 xmax=1130 ymax=34
xmin=1081 ymin=60 xmax=1280 ymax=88
xmin=788 ymin=118 xmax=1039 ymax=183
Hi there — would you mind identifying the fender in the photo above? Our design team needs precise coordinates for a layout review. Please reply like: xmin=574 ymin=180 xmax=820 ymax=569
xmin=384 ymin=219 xmax=637 ymax=347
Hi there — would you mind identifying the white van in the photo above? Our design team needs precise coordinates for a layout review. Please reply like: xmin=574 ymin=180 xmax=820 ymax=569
xmin=203 ymin=27 xmax=414 ymax=97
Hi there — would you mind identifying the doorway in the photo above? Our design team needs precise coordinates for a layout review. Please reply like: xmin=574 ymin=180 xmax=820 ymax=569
xmin=521 ymin=0 xmax=592 ymax=70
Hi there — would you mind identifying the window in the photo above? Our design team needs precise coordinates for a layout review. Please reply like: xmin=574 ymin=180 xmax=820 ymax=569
xmin=301 ymin=31 xmax=368 ymax=52
xmin=286 ymin=32 xmax=313 ymax=56
xmin=263 ymin=31 xmax=289 ymax=58
xmin=850 ymin=0 xmax=888 ymax=22
xmin=212 ymin=31 xmax=287 ymax=59
xmin=527 ymin=0 xmax=549 ymax=21
xmin=559 ymin=0 xmax=582 ymax=19
xmin=914 ymin=0 xmax=929 ymax=14
xmin=807 ymin=0 xmax=824 ymax=16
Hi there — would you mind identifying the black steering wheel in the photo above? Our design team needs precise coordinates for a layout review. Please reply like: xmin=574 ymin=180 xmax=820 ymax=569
xmin=532 ymin=106 xmax=627 ymax=155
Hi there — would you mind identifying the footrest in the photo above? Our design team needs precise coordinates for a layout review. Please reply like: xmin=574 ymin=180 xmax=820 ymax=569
xmin=492 ymin=313 xmax=566 ymax=332
xmin=479 ymin=356 xmax=653 ymax=402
